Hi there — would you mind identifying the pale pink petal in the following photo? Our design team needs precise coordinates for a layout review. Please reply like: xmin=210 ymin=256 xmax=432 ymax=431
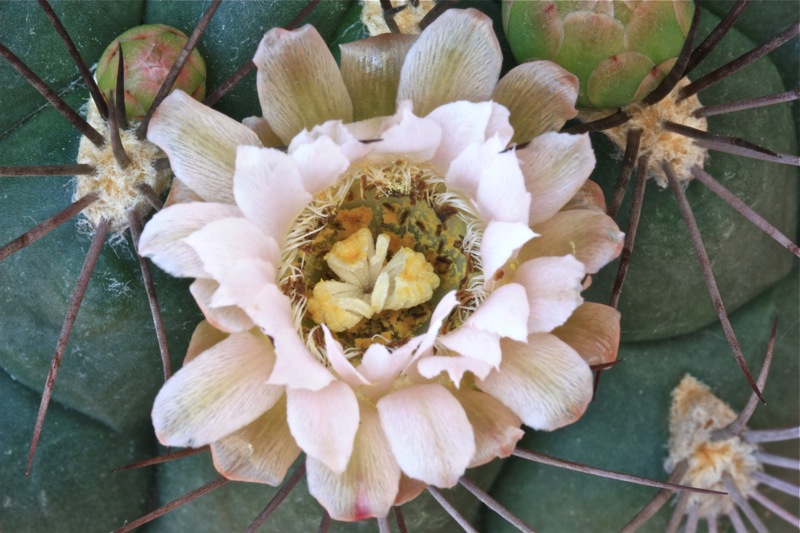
xmin=444 ymin=135 xmax=503 ymax=198
xmin=413 ymin=291 xmax=459 ymax=358
xmin=437 ymin=326 xmax=501 ymax=370
xmin=254 ymin=25 xmax=352 ymax=143
xmin=232 ymin=145 xmax=312 ymax=241
xmin=519 ymin=210 xmax=624 ymax=274
xmin=426 ymin=101 xmax=513 ymax=173
xmin=340 ymin=33 xmax=418 ymax=121
xmin=147 ymin=90 xmax=261 ymax=203
xmin=416 ymin=354 xmax=494 ymax=383
xmin=307 ymin=402 xmax=401 ymax=521
xmin=190 ymin=279 xmax=255 ymax=333
xmin=323 ymin=326 xmax=370 ymax=387
xmin=397 ymin=8 xmax=501 ymax=116
xmin=240 ymin=280 xmax=335 ymax=391
xmin=287 ymin=380 xmax=360 ymax=473
xmin=466 ymin=283 xmax=529 ymax=341
xmin=289 ymin=120 xmax=371 ymax=162
xmin=289 ymin=135 xmax=349 ymax=195
xmin=138 ymin=202 xmax=241 ymax=278
xmin=378 ymin=384 xmax=474 ymax=487
xmin=358 ymin=342 xmax=421 ymax=401
xmin=481 ymin=221 xmax=537 ymax=280
xmin=152 ymin=331 xmax=283 ymax=447
xmin=368 ymin=101 xmax=441 ymax=162
xmin=477 ymin=334 xmax=593 ymax=430
xmin=452 ymin=388 xmax=524 ymax=467
xmin=518 ymin=132 xmax=595 ymax=225
xmin=210 ymin=395 xmax=300 ymax=485
xmin=476 ymin=149 xmax=531 ymax=225
xmin=184 ymin=217 xmax=281 ymax=280
xmin=514 ymin=256 xmax=585 ymax=334
xmin=201 ymin=262 xmax=334 ymax=391
xmin=184 ymin=320 xmax=229 ymax=365
xmin=552 ymin=302 xmax=620 ymax=366
xmin=492 ymin=61 xmax=579 ymax=143
xmin=207 ymin=259 xmax=277 ymax=310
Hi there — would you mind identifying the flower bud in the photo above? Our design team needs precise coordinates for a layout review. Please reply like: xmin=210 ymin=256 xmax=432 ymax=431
xmin=503 ymin=0 xmax=694 ymax=109
xmin=96 ymin=24 xmax=207 ymax=121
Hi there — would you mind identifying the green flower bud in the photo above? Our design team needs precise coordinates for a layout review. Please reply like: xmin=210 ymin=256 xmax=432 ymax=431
xmin=96 ymin=24 xmax=207 ymax=121
xmin=503 ymin=0 xmax=694 ymax=109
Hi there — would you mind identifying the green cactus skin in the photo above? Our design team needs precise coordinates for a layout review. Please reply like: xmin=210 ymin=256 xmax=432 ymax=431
xmin=0 ymin=2 xmax=797 ymax=532
xmin=502 ymin=0 xmax=695 ymax=109
xmin=95 ymin=24 xmax=208 ymax=122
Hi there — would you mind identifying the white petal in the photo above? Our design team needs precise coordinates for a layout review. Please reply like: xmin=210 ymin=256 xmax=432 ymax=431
xmin=518 ymin=132 xmax=595 ymax=225
xmin=185 ymin=217 xmax=281 ymax=280
xmin=438 ymin=326 xmax=501 ymax=369
xmin=147 ymin=90 xmax=261 ymax=203
xmin=210 ymin=395 xmax=300 ymax=485
xmin=254 ymin=25 xmax=352 ymax=143
xmin=323 ymin=326 xmax=370 ymax=387
xmin=359 ymin=342 xmax=417 ymax=394
xmin=232 ymin=146 xmax=311 ymax=241
xmin=190 ymin=279 xmax=255 ymax=333
xmin=289 ymin=120 xmax=371 ymax=162
xmin=139 ymin=202 xmax=241 ymax=278
xmin=413 ymin=290 xmax=459 ymax=358
xmin=514 ymin=256 xmax=585 ymax=334
xmin=307 ymin=402 xmax=401 ymax=521
xmin=444 ymin=135 xmax=503 ymax=198
xmin=478 ymin=334 xmax=593 ymax=430
xmin=287 ymin=380 xmax=360 ymax=473
xmin=368 ymin=101 xmax=442 ymax=162
xmin=397 ymin=8 xmax=501 ymax=116
xmin=378 ymin=384 xmax=475 ymax=487
xmin=245 ymin=282 xmax=335 ymax=391
xmin=475 ymin=149 xmax=531 ymax=225
xmin=481 ymin=221 xmax=536 ymax=281
xmin=426 ymin=101 xmax=512 ymax=173
xmin=416 ymin=354 xmax=494 ymax=383
xmin=290 ymin=135 xmax=350 ymax=195
xmin=152 ymin=331 xmax=283 ymax=447
xmin=465 ymin=282 xmax=529 ymax=341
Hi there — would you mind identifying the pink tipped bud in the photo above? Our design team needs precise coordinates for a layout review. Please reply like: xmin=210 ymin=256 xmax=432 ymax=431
xmin=96 ymin=24 xmax=207 ymax=121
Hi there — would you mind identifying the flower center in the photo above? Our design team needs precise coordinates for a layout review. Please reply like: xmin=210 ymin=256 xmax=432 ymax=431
xmin=279 ymin=159 xmax=486 ymax=358
xmin=307 ymin=227 xmax=441 ymax=332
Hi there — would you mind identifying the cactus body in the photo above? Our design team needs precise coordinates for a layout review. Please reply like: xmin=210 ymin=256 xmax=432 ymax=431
xmin=502 ymin=0 xmax=694 ymax=108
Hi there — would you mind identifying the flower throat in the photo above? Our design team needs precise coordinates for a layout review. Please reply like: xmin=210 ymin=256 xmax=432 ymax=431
xmin=279 ymin=159 xmax=486 ymax=359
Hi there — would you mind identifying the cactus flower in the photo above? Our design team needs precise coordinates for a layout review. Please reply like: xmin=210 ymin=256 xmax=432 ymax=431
xmin=503 ymin=0 xmax=695 ymax=108
xmin=138 ymin=8 xmax=624 ymax=521
xmin=96 ymin=24 xmax=207 ymax=121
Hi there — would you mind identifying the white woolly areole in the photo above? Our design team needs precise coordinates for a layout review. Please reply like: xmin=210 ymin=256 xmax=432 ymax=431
xmin=361 ymin=0 xmax=436 ymax=36
xmin=665 ymin=375 xmax=761 ymax=518
xmin=74 ymin=100 xmax=170 ymax=232
xmin=581 ymin=77 xmax=708 ymax=187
